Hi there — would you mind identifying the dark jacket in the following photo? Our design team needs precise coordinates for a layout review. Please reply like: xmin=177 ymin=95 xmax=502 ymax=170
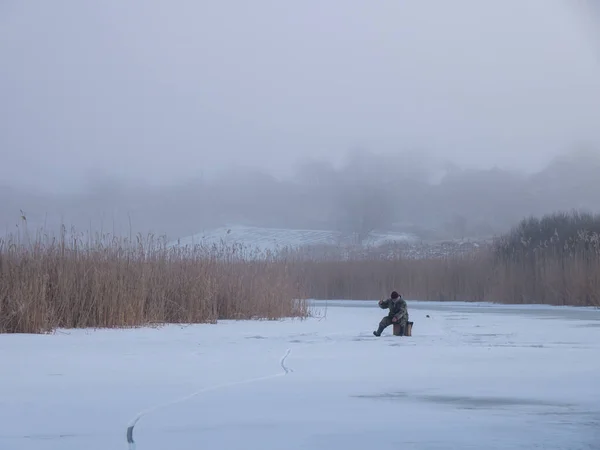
xmin=379 ymin=297 xmax=408 ymax=322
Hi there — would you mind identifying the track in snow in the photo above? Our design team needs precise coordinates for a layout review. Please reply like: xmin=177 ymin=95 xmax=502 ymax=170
xmin=126 ymin=349 xmax=293 ymax=449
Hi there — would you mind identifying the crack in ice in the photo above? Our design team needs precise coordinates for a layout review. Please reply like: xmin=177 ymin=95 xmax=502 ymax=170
xmin=126 ymin=348 xmax=293 ymax=449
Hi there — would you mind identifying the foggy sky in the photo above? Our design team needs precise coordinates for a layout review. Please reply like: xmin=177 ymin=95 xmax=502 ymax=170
xmin=1 ymin=0 xmax=599 ymax=193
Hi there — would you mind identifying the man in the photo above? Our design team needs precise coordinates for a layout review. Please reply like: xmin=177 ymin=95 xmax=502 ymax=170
xmin=373 ymin=291 xmax=408 ymax=337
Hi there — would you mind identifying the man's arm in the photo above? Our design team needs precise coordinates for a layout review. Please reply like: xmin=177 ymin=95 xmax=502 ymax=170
xmin=379 ymin=298 xmax=390 ymax=309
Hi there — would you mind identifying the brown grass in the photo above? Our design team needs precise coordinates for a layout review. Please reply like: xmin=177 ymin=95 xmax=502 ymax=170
xmin=0 ymin=222 xmax=309 ymax=334
xmin=288 ymin=237 xmax=600 ymax=307
xmin=3 ymin=212 xmax=599 ymax=334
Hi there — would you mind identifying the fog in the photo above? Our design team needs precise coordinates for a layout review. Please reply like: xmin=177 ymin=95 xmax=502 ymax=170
xmin=1 ymin=1 xmax=599 ymax=241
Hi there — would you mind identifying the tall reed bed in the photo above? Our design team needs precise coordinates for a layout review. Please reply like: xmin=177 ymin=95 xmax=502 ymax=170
xmin=0 ymin=222 xmax=308 ymax=334
xmin=288 ymin=245 xmax=600 ymax=306
xmin=287 ymin=211 xmax=600 ymax=307
xmin=3 ymin=211 xmax=598 ymax=334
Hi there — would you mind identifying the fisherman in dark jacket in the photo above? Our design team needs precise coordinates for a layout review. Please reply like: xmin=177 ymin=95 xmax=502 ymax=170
xmin=373 ymin=291 xmax=408 ymax=336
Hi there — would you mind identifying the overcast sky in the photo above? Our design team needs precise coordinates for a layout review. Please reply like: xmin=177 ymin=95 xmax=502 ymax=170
xmin=1 ymin=0 xmax=599 ymax=193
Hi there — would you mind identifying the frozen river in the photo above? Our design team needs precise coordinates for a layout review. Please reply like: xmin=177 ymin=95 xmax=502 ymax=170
xmin=1 ymin=300 xmax=599 ymax=449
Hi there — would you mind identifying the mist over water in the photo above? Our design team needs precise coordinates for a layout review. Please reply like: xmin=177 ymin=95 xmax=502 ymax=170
xmin=1 ymin=1 xmax=599 ymax=240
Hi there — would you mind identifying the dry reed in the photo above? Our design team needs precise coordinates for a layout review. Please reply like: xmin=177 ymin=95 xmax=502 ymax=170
xmin=0 ymin=221 xmax=308 ymax=334
xmin=3 ymin=211 xmax=599 ymax=334
xmin=287 ymin=228 xmax=600 ymax=307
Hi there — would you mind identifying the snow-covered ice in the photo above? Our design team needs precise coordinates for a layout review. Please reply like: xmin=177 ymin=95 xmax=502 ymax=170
xmin=1 ymin=300 xmax=599 ymax=450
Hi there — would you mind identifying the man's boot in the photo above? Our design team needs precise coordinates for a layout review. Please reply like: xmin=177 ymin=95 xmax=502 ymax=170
xmin=373 ymin=324 xmax=384 ymax=337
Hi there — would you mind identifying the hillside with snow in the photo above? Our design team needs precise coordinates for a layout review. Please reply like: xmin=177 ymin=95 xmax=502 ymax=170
xmin=170 ymin=225 xmax=418 ymax=252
